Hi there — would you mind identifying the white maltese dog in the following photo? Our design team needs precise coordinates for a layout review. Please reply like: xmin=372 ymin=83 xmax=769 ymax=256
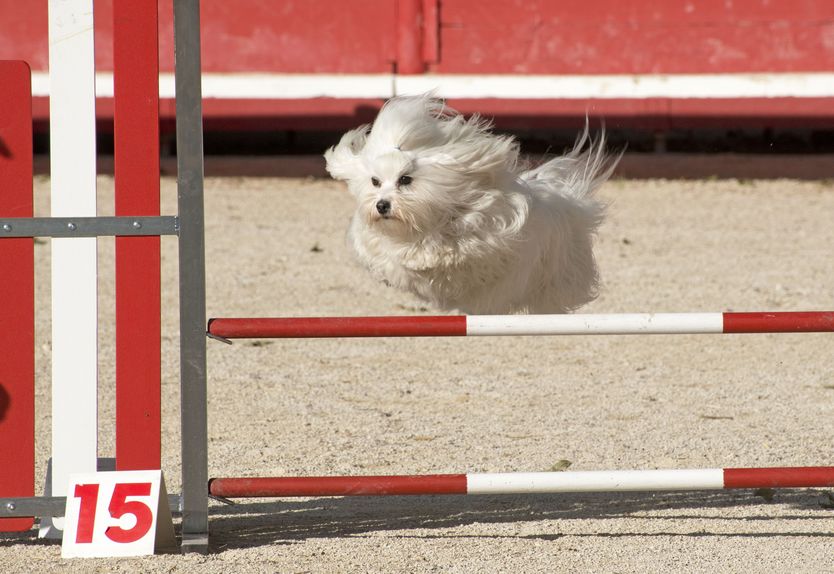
xmin=324 ymin=95 xmax=619 ymax=315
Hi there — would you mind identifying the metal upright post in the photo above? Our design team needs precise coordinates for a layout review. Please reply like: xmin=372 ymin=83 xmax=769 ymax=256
xmin=173 ymin=0 xmax=209 ymax=553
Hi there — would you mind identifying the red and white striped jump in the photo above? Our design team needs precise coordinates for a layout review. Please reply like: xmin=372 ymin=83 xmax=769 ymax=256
xmin=207 ymin=311 xmax=834 ymax=340
xmin=208 ymin=466 xmax=834 ymax=498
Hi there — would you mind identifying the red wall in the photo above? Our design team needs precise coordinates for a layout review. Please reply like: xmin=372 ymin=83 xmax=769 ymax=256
xmin=1 ymin=0 xmax=833 ymax=129
xmin=0 ymin=0 xmax=398 ymax=73
xmin=436 ymin=0 xmax=834 ymax=74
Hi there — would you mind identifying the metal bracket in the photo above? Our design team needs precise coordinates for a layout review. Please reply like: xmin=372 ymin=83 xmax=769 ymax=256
xmin=0 ymin=216 xmax=179 ymax=238
xmin=206 ymin=331 xmax=233 ymax=345
xmin=0 ymin=494 xmax=183 ymax=518
xmin=0 ymin=497 xmax=65 ymax=518
xmin=208 ymin=494 xmax=235 ymax=506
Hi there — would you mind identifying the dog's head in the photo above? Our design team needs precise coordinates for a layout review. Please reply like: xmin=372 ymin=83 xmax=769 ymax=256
xmin=324 ymin=95 xmax=519 ymax=237
xmin=326 ymin=144 xmax=450 ymax=238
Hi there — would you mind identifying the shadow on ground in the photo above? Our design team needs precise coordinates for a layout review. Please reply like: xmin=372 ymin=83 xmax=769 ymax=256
xmin=206 ymin=489 xmax=833 ymax=550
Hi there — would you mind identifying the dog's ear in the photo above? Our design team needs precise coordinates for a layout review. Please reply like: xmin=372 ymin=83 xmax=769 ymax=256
xmin=413 ymin=136 xmax=519 ymax=183
xmin=412 ymin=151 xmax=458 ymax=169
xmin=324 ymin=124 xmax=370 ymax=182
xmin=408 ymin=113 xmax=519 ymax=184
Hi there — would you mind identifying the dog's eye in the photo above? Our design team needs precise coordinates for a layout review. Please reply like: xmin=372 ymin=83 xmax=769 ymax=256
xmin=398 ymin=175 xmax=413 ymax=186
xmin=371 ymin=177 xmax=381 ymax=187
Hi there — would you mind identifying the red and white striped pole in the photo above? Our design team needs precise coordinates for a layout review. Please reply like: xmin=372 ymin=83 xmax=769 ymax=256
xmin=209 ymin=466 xmax=834 ymax=498
xmin=207 ymin=314 xmax=834 ymax=500
xmin=207 ymin=311 xmax=834 ymax=340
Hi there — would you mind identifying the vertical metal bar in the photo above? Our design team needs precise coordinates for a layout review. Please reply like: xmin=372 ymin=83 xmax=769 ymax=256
xmin=174 ymin=0 xmax=209 ymax=554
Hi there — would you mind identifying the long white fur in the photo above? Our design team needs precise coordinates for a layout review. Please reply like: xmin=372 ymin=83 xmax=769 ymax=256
xmin=324 ymin=95 xmax=620 ymax=314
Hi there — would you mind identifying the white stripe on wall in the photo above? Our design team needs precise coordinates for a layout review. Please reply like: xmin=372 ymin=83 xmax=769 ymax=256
xmin=31 ymin=72 xmax=834 ymax=100
xmin=397 ymin=73 xmax=834 ymax=99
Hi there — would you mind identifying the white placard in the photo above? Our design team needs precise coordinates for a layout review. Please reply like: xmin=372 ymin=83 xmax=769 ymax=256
xmin=61 ymin=470 xmax=175 ymax=558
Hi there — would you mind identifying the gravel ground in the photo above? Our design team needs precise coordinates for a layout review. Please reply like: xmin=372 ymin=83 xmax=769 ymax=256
xmin=1 ymin=166 xmax=833 ymax=572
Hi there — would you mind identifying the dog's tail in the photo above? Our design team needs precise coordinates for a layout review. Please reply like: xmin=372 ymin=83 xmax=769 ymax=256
xmin=521 ymin=123 xmax=622 ymax=199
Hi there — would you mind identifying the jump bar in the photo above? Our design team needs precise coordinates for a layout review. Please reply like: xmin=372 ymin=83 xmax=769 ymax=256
xmin=0 ymin=216 xmax=178 ymax=238
xmin=208 ymin=466 xmax=834 ymax=498
xmin=207 ymin=312 xmax=834 ymax=339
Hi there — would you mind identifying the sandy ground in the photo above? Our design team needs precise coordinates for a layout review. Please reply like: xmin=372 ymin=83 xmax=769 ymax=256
xmin=2 ymin=164 xmax=834 ymax=572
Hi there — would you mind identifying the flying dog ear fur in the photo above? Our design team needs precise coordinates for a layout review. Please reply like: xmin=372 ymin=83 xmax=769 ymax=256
xmin=324 ymin=124 xmax=370 ymax=182
xmin=410 ymin=114 xmax=520 ymax=186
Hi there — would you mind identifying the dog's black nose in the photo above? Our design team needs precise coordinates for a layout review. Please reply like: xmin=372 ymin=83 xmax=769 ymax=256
xmin=376 ymin=199 xmax=392 ymax=215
